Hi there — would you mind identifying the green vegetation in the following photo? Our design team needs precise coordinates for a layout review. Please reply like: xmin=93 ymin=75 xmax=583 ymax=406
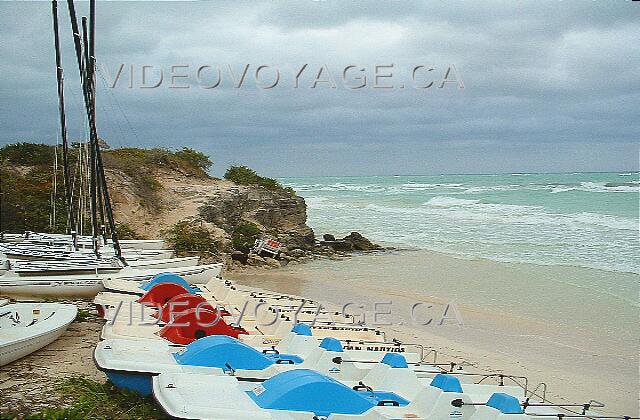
xmin=75 ymin=309 xmax=93 ymax=322
xmin=231 ymin=220 xmax=262 ymax=253
xmin=114 ymin=223 xmax=142 ymax=240
xmin=0 ymin=159 xmax=68 ymax=234
xmin=163 ymin=220 xmax=219 ymax=256
xmin=0 ymin=142 xmax=215 ymax=233
xmin=0 ymin=142 xmax=57 ymax=166
xmin=174 ymin=147 xmax=213 ymax=172
xmin=224 ymin=165 xmax=293 ymax=194
xmin=31 ymin=375 xmax=162 ymax=419
xmin=104 ymin=147 xmax=212 ymax=178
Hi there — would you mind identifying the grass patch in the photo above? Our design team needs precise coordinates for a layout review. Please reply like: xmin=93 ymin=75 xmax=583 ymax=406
xmin=75 ymin=309 xmax=93 ymax=322
xmin=30 ymin=375 xmax=162 ymax=419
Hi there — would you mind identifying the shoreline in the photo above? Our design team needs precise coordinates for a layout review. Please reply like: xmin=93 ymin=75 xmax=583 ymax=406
xmin=227 ymin=249 xmax=640 ymax=416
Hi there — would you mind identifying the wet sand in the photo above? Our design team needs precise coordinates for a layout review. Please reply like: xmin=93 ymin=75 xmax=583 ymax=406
xmin=228 ymin=250 xmax=640 ymax=416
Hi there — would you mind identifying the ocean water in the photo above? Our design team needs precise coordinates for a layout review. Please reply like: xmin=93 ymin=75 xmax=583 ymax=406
xmin=282 ymin=172 xmax=639 ymax=274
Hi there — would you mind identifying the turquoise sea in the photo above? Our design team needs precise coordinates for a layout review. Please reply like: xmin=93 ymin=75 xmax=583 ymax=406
xmin=282 ymin=172 xmax=639 ymax=274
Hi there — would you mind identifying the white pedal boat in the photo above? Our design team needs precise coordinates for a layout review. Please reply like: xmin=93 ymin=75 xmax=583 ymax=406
xmin=99 ymin=314 xmax=382 ymax=346
xmin=0 ymin=301 xmax=77 ymax=366
xmin=100 ymin=300 xmax=384 ymax=345
xmin=97 ymin=276 xmax=358 ymax=326
xmin=152 ymin=367 xmax=527 ymax=420
xmin=95 ymin=327 xmax=426 ymax=395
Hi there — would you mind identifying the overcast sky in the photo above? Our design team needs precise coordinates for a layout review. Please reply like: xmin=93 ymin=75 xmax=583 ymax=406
xmin=1 ymin=0 xmax=638 ymax=177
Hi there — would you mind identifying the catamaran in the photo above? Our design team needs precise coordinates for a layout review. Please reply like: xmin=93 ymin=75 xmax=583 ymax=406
xmin=0 ymin=0 xmax=217 ymax=298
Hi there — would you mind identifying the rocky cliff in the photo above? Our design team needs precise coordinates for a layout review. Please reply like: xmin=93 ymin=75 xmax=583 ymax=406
xmin=106 ymin=167 xmax=315 ymax=253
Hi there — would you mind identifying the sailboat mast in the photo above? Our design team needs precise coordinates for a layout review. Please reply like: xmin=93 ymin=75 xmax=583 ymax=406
xmin=81 ymin=16 xmax=100 ymax=255
xmin=87 ymin=2 xmax=107 ymax=245
xmin=51 ymin=0 xmax=77 ymax=241
xmin=87 ymin=0 xmax=125 ymax=263
xmin=67 ymin=0 xmax=99 ymax=255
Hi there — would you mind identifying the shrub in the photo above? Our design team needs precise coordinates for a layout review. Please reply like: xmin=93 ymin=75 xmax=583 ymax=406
xmin=105 ymin=147 xmax=211 ymax=178
xmin=163 ymin=221 xmax=219 ymax=256
xmin=224 ymin=165 xmax=289 ymax=193
xmin=0 ymin=166 xmax=68 ymax=234
xmin=0 ymin=142 xmax=56 ymax=166
xmin=174 ymin=147 xmax=212 ymax=172
xmin=231 ymin=221 xmax=262 ymax=253
xmin=114 ymin=223 xmax=141 ymax=240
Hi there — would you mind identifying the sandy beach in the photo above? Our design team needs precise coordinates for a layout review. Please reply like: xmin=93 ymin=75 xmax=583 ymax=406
xmin=0 ymin=251 xmax=637 ymax=417
xmin=228 ymin=250 xmax=640 ymax=416
xmin=0 ymin=301 xmax=106 ymax=417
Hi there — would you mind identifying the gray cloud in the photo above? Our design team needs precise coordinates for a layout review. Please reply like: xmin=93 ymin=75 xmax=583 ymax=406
xmin=0 ymin=0 xmax=638 ymax=176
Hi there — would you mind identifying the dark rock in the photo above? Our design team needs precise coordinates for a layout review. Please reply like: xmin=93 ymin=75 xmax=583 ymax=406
xmin=323 ymin=233 xmax=336 ymax=241
xmin=230 ymin=251 xmax=248 ymax=264
xmin=320 ymin=240 xmax=353 ymax=251
xmin=342 ymin=231 xmax=381 ymax=251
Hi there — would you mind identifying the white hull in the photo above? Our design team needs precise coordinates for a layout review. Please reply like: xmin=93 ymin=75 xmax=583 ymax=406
xmin=0 ymin=277 xmax=104 ymax=299
xmin=0 ymin=244 xmax=175 ymax=262
xmin=0 ymin=264 xmax=221 ymax=298
xmin=3 ymin=233 xmax=167 ymax=250
xmin=0 ymin=303 xmax=77 ymax=366
xmin=119 ymin=239 xmax=166 ymax=250
xmin=126 ymin=256 xmax=200 ymax=270
xmin=102 ymin=264 xmax=222 ymax=291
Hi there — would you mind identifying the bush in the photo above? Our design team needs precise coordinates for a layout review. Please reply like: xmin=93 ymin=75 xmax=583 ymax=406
xmin=105 ymin=147 xmax=211 ymax=178
xmin=174 ymin=147 xmax=212 ymax=172
xmin=0 ymin=166 xmax=68 ymax=234
xmin=223 ymin=165 xmax=288 ymax=192
xmin=231 ymin=221 xmax=261 ymax=253
xmin=163 ymin=221 xmax=219 ymax=256
xmin=114 ymin=223 xmax=141 ymax=240
xmin=0 ymin=142 xmax=56 ymax=166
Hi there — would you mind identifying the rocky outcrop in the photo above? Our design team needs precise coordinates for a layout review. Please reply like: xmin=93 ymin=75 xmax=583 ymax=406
xmin=342 ymin=232 xmax=382 ymax=251
xmin=320 ymin=231 xmax=382 ymax=252
xmin=105 ymin=167 xmax=315 ymax=259
xmin=198 ymin=186 xmax=314 ymax=249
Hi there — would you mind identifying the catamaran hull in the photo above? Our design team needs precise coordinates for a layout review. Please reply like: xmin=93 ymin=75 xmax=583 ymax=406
xmin=0 ymin=278 xmax=104 ymax=299
xmin=2 ymin=233 xmax=167 ymax=250
xmin=102 ymin=264 xmax=222 ymax=291
xmin=126 ymin=256 xmax=200 ymax=270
